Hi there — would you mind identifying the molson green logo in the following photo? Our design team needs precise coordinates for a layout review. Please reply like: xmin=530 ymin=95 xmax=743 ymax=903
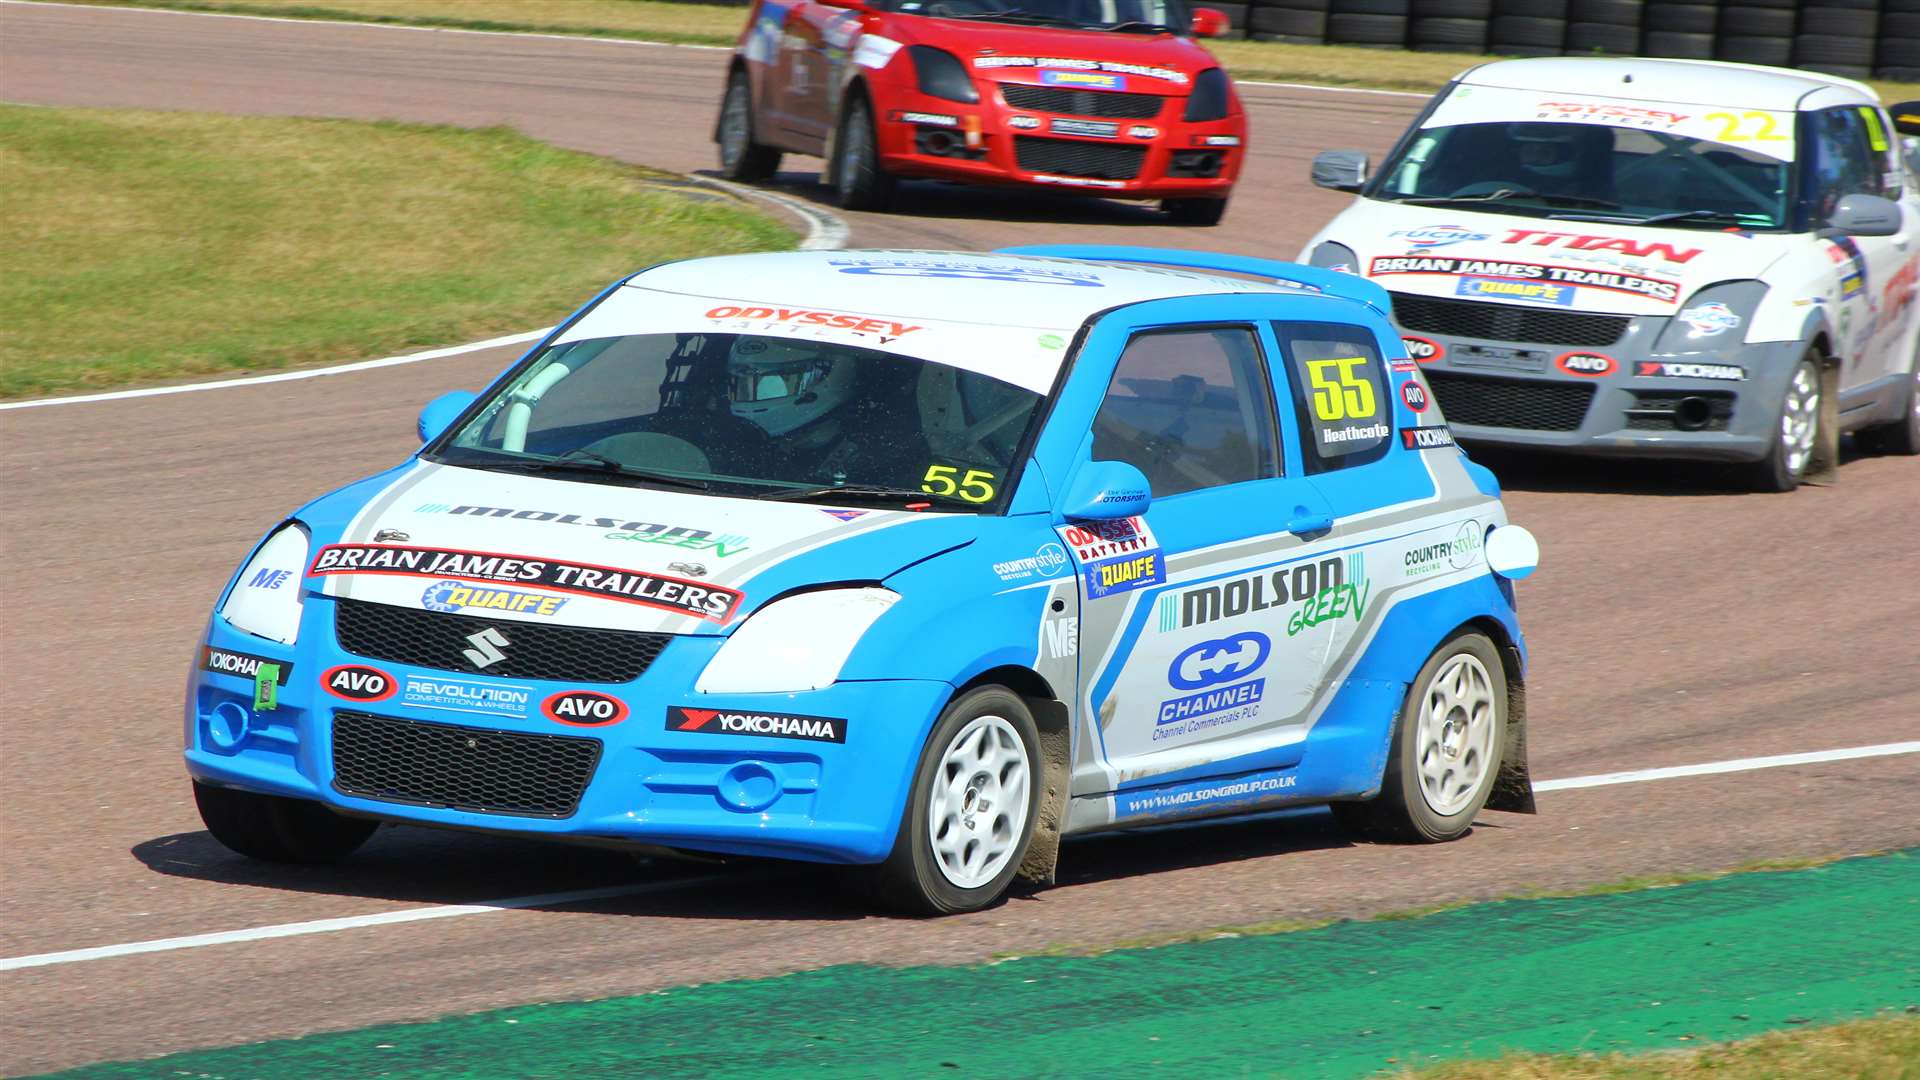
xmin=1287 ymin=552 xmax=1369 ymax=636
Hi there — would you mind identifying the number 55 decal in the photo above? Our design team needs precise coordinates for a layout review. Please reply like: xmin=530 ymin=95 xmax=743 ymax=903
xmin=1304 ymin=356 xmax=1378 ymax=422
xmin=922 ymin=464 xmax=998 ymax=503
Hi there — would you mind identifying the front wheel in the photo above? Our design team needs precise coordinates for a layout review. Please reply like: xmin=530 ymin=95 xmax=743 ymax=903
xmin=1161 ymin=197 xmax=1228 ymax=226
xmin=193 ymin=780 xmax=377 ymax=862
xmin=872 ymin=687 xmax=1039 ymax=915
xmin=1742 ymin=354 xmax=1822 ymax=492
xmin=832 ymin=96 xmax=894 ymax=211
xmin=1332 ymin=631 xmax=1507 ymax=843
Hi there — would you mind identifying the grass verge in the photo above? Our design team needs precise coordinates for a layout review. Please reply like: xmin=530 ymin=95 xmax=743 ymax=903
xmin=51 ymin=0 xmax=1920 ymax=100
xmin=0 ymin=104 xmax=793 ymax=399
xmin=1400 ymin=1014 xmax=1920 ymax=1079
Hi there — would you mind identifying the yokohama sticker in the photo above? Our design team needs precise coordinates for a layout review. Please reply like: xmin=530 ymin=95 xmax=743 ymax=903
xmin=544 ymin=690 xmax=629 ymax=727
xmin=310 ymin=544 xmax=742 ymax=622
xmin=1401 ymin=425 xmax=1456 ymax=450
xmin=1555 ymin=351 xmax=1617 ymax=376
xmin=1635 ymin=361 xmax=1746 ymax=381
xmin=1401 ymin=335 xmax=1443 ymax=363
xmin=201 ymin=646 xmax=293 ymax=684
xmin=322 ymin=664 xmax=396 ymax=702
xmin=666 ymin=706 xmax=846 ymax=744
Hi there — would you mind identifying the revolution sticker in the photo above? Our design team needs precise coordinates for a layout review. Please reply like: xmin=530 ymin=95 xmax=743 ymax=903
xmin=400 ymin=674 xmax=533 ymax=719
xmin=310 ymin=544 xmax=743 ymax=623
xmin=666 ymin=706 xmax=846 ymax=744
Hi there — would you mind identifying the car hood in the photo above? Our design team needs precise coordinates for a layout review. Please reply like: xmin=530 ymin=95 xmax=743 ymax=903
xmin=295 ymin=461 xmax=981 ymax=635
xmin=1315 ymin=200 xmax=1795 ymax=315
xmin=902 ymin=19 xmax=1217 ymax=89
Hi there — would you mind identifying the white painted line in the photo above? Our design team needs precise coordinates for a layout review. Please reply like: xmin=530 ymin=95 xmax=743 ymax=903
xmin=1535 ymin=741 xmax=1920 ymax=793
xmin=0 ymin=876 xmax=723 ymax=972
xmin=1238 ymin=79 xmax=1427 ymax=99
xmin=697 ymin=176 xmax=851 ymax=251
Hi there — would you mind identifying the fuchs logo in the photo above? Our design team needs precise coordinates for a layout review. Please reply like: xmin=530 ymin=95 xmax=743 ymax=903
xmin=1401 ymin=425 xmax=1456 ymax=450
xmin=1555 ymin=351 xmax=1617 ymax=377
xmin=544 ymin=691 xmax=629 ymax=727
xmin=1390 ymin=224 xmax=1489 ymax=249
xmin=1401 ymin=335 xmax=1443 ymax=363
xmin=322 ymin=664 xmax=395 ymax=702
xmin=1168 ymin=632 xmax=1270 ymax=690
xmin=1400 ymin=380 xmax=1430 ymax=412
xmin=666 ymin=707 xmax=846 ymax=744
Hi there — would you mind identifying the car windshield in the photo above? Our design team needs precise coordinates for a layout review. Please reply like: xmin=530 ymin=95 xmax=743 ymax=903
xmin=884 ymin=0 xmax=1193 ymax=33
xmin=1374 ymin=120 xmax=1792 ymax=230
xmin=426 ymin=332 xmax=1046 ymax=511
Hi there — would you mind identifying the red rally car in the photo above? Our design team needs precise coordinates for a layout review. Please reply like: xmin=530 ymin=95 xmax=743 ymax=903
xmin=716 ymin=0 xmax=1247 ymax=224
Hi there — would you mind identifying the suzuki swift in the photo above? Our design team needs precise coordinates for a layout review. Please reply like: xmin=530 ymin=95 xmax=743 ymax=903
xmin=187 ymin=247 xmax=1541 ymax=914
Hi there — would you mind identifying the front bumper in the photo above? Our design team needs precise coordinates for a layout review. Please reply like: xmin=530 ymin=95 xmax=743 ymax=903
xmin=874 ymin=84 xmax=1243 ymax=200
xmin=185 ymin=599 xmax=948 ymax=865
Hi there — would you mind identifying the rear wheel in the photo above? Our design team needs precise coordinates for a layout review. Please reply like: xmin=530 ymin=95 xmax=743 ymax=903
xmin=832 ymin=96 xmax=894 ymax=211
xmin=1162 ymin=197 xmax=1229 ymax=226
xmin=193 ymin=780 xmax=377 ymax=862
xmin=717 ymin=71 xmax=782 ymax=182
xmin=872 ymin=687 xmax=1039 ymax=915
xmin=1854 ymin=363 xmax=1920 ymax=456
xmin=1332 ymin=631 xmax=1507 ymax=843
xmin=1743 ymin=354 xmax=1822 ymax=492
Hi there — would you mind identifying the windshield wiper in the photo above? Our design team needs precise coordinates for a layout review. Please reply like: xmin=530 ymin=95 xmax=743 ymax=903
xmin=1395 ymin=188 xmax=1623 ymax=211
xmin=1619 ymin=209 xmax=1764 ymax=228
xmin=1097 ymin=20 xmax=1174 ymax=32
xmin=940 ymin=8 xmax=1080 ymax=25
xmin=479 ymin=451 xmax=710 ymax=491
xmin=756 ymin=484 xmax=970 ymax=508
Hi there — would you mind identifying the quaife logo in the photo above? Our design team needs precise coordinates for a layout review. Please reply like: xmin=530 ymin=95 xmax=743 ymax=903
xmin=666 ymin=707 xmax=846 ymax=744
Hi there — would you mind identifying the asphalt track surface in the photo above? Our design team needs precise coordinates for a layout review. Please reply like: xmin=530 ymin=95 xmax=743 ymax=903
xmin=1 ymin=3 xmax=1916 ymax=1072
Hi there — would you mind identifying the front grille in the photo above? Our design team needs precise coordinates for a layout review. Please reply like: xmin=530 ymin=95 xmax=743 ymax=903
xmin=999 ymin=84 xmax=1164 ymax=119
xmin=1426 ymin=370 xmax=1595 ymax=431
xmin=335 ymin=599 xmax=668 ymax=683
xmin=332 ymin=711 xmax=600 ymax=817
xmin=1392 ymin=293 xmax=1631 ymax=348
xmin=1014 ymin=136 xmax=1145 ymax=179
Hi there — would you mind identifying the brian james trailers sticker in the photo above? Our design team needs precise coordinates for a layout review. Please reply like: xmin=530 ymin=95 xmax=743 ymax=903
xmin=1367 ymin=256 xmax=1680 ymax=302
xmin=310 ymin=544 xmax=742 ymax=623
xmin=666 ymin=706 xmax=846 ymax=744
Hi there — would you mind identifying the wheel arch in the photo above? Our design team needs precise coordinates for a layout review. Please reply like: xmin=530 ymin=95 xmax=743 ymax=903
xmin=1461 ymin=614 xmax=1535 ymax=814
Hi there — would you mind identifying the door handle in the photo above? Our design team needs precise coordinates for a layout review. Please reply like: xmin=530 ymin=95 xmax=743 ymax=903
xmin=1287 ymin=510 xmax=1333 ymax=537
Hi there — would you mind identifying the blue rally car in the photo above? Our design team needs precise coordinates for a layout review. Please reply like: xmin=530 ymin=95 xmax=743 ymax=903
xmin=187 ymin=246 xmax=1542 ymax=914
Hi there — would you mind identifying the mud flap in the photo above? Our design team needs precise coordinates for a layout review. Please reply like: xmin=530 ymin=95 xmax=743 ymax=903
xmin=1016 ymin=698 xmax=1071 ymax=887
xmin=1802 ymin=360 xmax=1843 ymax=486
xmin=1485 ymin=641 xmax=1536 ymax=814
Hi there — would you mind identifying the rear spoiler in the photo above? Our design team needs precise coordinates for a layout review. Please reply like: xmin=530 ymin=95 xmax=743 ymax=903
xmin=993 ymin=244 xmax=1391 ymax=316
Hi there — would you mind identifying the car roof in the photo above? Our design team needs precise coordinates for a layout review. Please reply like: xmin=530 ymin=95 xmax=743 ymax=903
xmin=626 ymin=249 xmax=1300 ymax=330
xmin=1458 ymin=56 xmax=1879 ymax=111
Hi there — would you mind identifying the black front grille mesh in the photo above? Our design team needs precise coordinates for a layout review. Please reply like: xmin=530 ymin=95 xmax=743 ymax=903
xmin=335 ymin=599 xmax=668 ymax=683
xmin=1014 ymin=136 xmax=1146 ymax=179
xmin=332 ymin=711 xmax=600 ymax=818
xmin=1425 ymin=371 xmax=1596 ymax=431
xmin=999 ymin=84 xmax=1165 ymax=119
xmin=1392 ymin=293 xmax=1631 ymax=347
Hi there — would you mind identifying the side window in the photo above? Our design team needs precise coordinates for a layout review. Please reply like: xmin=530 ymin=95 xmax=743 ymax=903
xmin=1089 ymin=327 xmax=1279 ymax=499
xmin=1805 ymin=108 xmax=1883 ymax=223
xmin=1272 ymin=321 xmax=1391 ymax=473
xmin=1861 ymin=107 xmax=1902 ymax=200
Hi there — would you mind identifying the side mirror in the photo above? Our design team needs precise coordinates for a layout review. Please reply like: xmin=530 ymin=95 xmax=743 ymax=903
xmin=1821 ymin=193 xmax=1902 ymax=239
xmin=1190 ymin=6 xmax=1230 ymax=37
xmin=1889 ymin=100 xmax=1920 ymax=136
xmin=1311 ymin=150 xmax=1369 ymax=192
xmin=418 ymin=390 xmax=477 ymax=443
xmin=1060 ymin=460 xmax=1152 ymax=521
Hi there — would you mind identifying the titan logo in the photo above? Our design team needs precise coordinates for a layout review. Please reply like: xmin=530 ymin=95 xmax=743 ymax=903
xmin=461 ymin=627 xmax=511 ymax=669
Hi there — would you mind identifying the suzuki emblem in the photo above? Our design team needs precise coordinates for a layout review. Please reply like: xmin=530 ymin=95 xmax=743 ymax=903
xmin=461 ymin=627 xmax=511 ymax=669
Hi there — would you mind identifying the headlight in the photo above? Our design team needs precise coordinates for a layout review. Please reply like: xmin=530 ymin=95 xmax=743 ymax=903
xmin=1183 ymin=68 xmax=1231 ymax=123
xmin=219 ymin=523 xmax=309 ymax=644
xmin=909 ymin=46 xmax=978 ymax=104
xmin=696 ymin=587 xmax=899 ymax=694
xmin=1652 ymin=280 xmax=1768 ymax=353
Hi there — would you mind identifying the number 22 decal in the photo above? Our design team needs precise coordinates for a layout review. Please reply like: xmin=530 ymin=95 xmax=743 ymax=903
xmin=922 ymin=465 xmax=997 ymax=503
xmin=1704 ymin=111 xmax=1788 ymax=144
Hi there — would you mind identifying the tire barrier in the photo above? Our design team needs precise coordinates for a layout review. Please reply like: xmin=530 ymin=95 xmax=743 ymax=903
xmin=1221 ymin=0 xmax=1916 ymax=77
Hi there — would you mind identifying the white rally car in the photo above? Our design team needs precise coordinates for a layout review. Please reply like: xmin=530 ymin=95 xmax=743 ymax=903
xmin=1302 ymin=57 xmax=1920 ymax=490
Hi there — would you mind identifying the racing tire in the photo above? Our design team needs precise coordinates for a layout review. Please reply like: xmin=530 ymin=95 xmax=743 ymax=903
xmin=717 ymin=71 xmax=782 ymax=183
xmin=1331 ymin=630 xmax=1507 ymax=844
xmin=872 ymin=687 xmax=1041 ymax=915
xmin=1409 ymin=16 xmax=1488 ymax=49
xmin=1854 ymin=367 xmax=1920 ymax=457
xmin=832 ymin=95 xmax=895 ymax=212
xmin=1488 ymin=15 xmax=1567 ymax=51
xmin=1715 ymin=34 xmax=1792 ymax=65
xmin=1163 ymin=197 xmax=1229 ymax=226
xmin=1642 ymin=30 xmax=1715 ymax=59
xmin=1248 ymin=6 xmax=1328 ymax=37
xmin=1643 ymin=2 xmax=1715 ymax=31
xmin=1325 ymin=12 xmax=1408 ymax=44
xmin=193 ymin=780 xmax=377 ymax=862
xmin=1714 ymin=5 xmax=1796 ymax=36
xmin=1564 ymin=22 xmax=1639 ymax=53
xmin=1743 ymin=353 xmax=1823 ymax=493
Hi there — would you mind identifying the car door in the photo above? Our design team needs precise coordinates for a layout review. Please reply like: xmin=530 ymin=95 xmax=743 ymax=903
xmin=774 ymin=0 xmax=849 ymax=147
xmin=1050 ymin=300 xmax=1340 ymax=799
xmin=1805 ymin=105 xmax=1912 ymax=393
